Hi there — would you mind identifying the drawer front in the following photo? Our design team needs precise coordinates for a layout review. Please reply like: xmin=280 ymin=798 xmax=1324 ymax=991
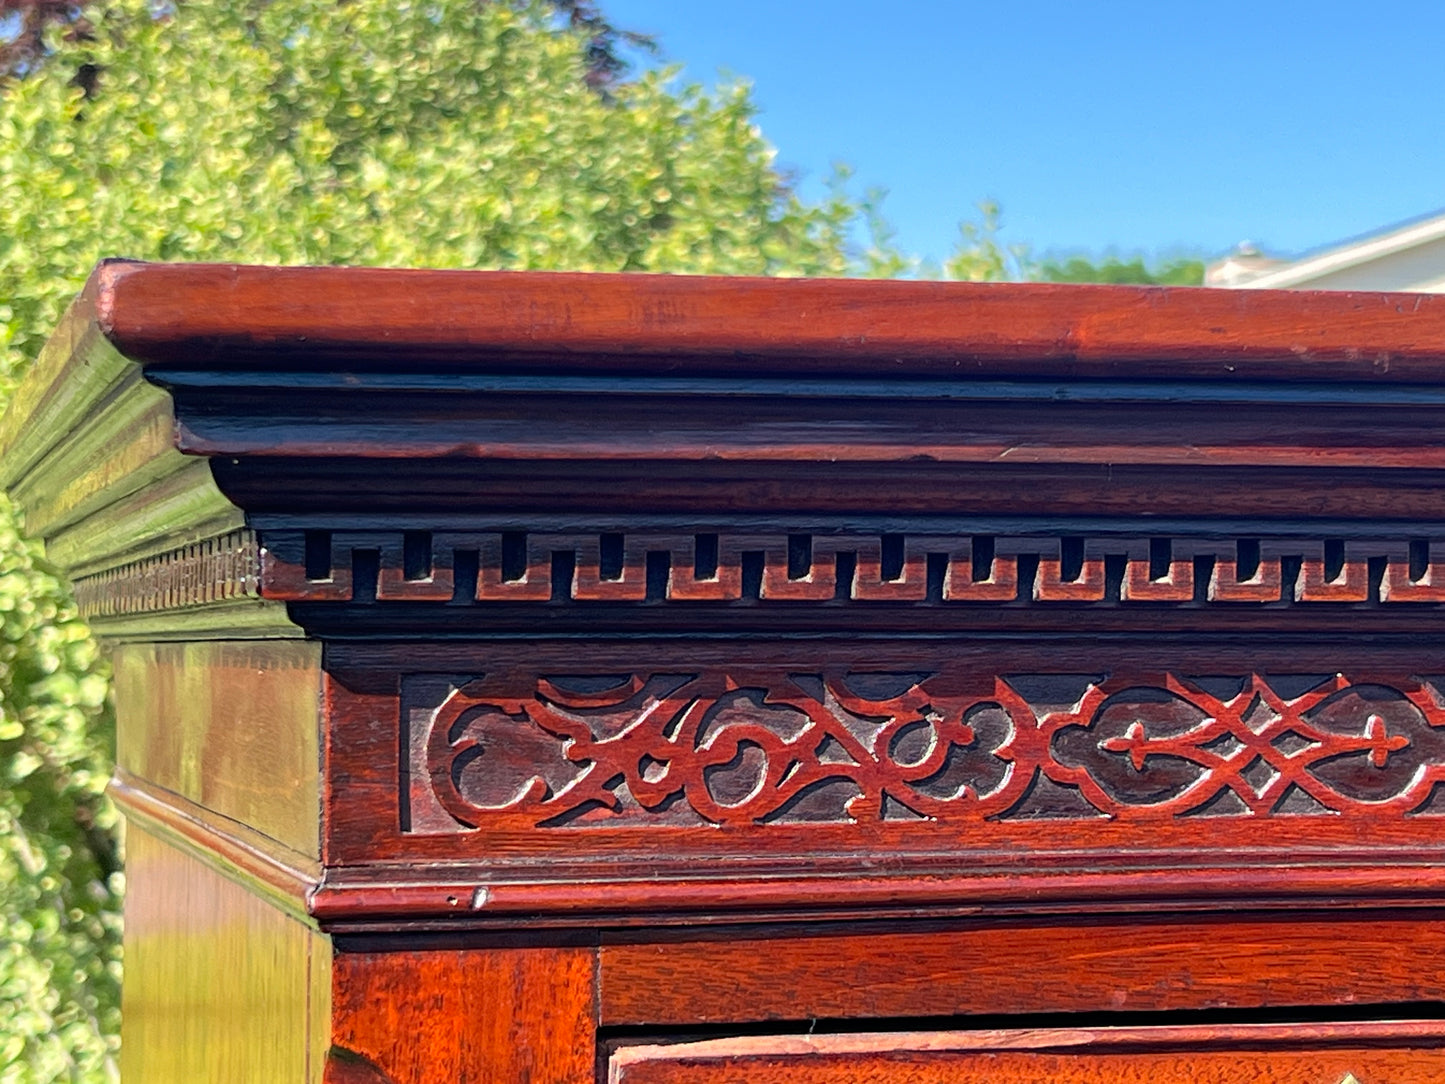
xmin=610 ymin=1022 xmax=1445 ymax=1084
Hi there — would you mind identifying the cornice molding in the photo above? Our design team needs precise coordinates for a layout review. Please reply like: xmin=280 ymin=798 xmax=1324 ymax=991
xmin=10 ymin=261 xmax=1445 ymax=640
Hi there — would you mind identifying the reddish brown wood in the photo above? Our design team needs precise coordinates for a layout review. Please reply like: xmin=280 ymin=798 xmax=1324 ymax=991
xmin=18 ymin=263 xmax=1445 ymax=1080
xmin=329 ymin=947 xmax=596 ymax=1084
xmin=262 ymin=529 xmax=1445 ymax=606
xmin=316 ymin=640 xmax=1445 ymax=926
xmin=609 ymin=1022 xmax=1445 ymax=1084
xmin=599 ymin=913 xmax=1445 ymax=1024
xmin=93 ymin=260 xmax=1445 ymax=380
xmin=322 ymin=1050 xmax=397 ymax=1084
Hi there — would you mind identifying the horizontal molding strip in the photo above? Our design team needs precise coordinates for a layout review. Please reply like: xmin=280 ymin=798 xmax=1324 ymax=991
xmin=260 ymin=530 xmax=1445 ymax=606
xmin=109 ymin=768 xmax=319 ymax=923
xmin=308 ymin=859 xmax=1445 ymax=928
xmin=72 ymin=529 xmax=260 ymax=618
xmin=70 ymin=527 xmax=1445 ymax=617
xmin=154 ymin=369 xmax=1445 ymax=406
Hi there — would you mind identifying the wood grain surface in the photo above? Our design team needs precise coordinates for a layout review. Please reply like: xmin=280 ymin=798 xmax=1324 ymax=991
xmin=316 ymin=639 xmax=1445 ymax=926
xmin=599 ymin=913 xmax=1445 ymax=1024
xmin=610 ymin=1022 xmax=1445 ymax=1084
xmin=119 ymin=827 xmax=331 ymax=1084
xmin=330 ymin=947 xmax=596 ymax=1084
xmin=92 ymin=260 xmax=1445 ymax=379
xmin=20 ymin=261 xmax=1445 ymax=585
xmin=114 ymin=640 xmax=323 ymax=856
xmin=110 ymin=769 xmax=317 ymax=920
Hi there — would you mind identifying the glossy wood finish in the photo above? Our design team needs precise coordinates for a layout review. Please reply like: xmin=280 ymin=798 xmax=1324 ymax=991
xmin=109 ymin=769 xmax=317 ymax=920
xmin=609 ymin=1023 xmax=1445 ymax=1084
xmin=90 ymin=261 xmax=1445 ymax=379
xmin=113 ymin=640 xmax=322 ymax=856
xmin=15 ymin=264 xmax=1445 ymax=1081
xmin=314 ymin=640 xmax=1445 ymax=928
xmin=599 ymin=913 xmax=1445 ymax=1025
xmin=120 ymin=827 xmax=330 ymax=1084
xmin=329 ymin=947 xmax=596 ymax=1084
xmin=23 ymin=263 xmax=1445 ymax=557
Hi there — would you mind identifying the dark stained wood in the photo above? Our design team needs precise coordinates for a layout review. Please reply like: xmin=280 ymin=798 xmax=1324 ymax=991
xmin=176 ymin=393 xmax=1445 ymax=469
xmin=323 ymin=1049 xmax=398 ymax=1084
xmin=609 ymin=1022 xmax=1445 ymax=1084
xmin=313 ymin=639 xmax=1445 ymax=926
xmin=120 ymin=827 xmax=331 ymax=1084
xmin=22 ymin=262 xmax=1445 ymax=578
xmin=599 ymin=913 xmax=1445 ymax=1024
xmin=330 ymin=947 xmax=596 ymax=1084
xmin=263 ymin=527 xmax=1445 ymax=607
xmin=219 ymin=459 xmax=1445 ymax=523
xmin=322 ymin=1049 xmax=397 ymax=1084
xmin=17 ymin=263 xmax=1445 ymax=1080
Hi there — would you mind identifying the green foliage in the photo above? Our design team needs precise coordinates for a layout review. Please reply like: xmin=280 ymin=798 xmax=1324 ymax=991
xmin=943 ymin=200 xmax=1031 ymax=282
xmin=0 ymin=0 xmax=868 ymax=384
xmin=0 ymin=500 xmax=116 ymax=1083
xmin=852 ymin=193 xmax=1029 ymax=283
xmin=0 ymin=1 xmax=875 ymax=1078
xmin=1033 ymin=252 xmax=1206 ymax=286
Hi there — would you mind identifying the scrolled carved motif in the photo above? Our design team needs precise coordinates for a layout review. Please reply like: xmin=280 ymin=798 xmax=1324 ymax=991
xmin=418 ymin=669 xmax=1445 ymax=830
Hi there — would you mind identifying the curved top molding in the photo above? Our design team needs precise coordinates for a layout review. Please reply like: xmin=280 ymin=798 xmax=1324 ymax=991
xmin=85 ymin=258 xmax=1445 ymax=379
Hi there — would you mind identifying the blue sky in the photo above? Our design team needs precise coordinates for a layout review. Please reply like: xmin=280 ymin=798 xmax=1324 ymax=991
xmin=604 ymin=1 xmax=1445 ymax=266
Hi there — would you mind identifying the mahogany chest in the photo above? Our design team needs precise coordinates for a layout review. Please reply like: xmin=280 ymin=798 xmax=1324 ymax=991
xmin=7 ymin=262 xmax=1445 ymax=1081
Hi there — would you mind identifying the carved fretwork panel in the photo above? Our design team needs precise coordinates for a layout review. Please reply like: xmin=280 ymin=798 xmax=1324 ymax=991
xmin=406 ymin=668 xmax=1445 ymax=835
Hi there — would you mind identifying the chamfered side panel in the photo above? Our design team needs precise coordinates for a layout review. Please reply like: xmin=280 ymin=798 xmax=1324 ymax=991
xmin=114 ymin=640 xmax=323 ymax=857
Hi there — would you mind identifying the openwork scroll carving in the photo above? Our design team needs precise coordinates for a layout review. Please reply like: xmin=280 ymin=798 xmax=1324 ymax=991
xmin=415 ymin=670 xmax=1445 ymax=831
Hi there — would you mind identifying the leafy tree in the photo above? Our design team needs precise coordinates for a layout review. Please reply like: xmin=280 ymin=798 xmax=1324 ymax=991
xmin=943 ymin=200 xmax=1032 ymax=282
xmin=0 ymin=1 xmax=869 ymax=1078
xmin=851 ymin=194 xmax=1029 ymax=283
xmin=1034 ymin=252 xmax=1205 ymax=286
xmin=0 ymin=1 xmax=93 ymax=83
xmin=0 ymin=0 xmax=651 ymax=89
xmin=0 ymin=515 xmax=111 ymax=1084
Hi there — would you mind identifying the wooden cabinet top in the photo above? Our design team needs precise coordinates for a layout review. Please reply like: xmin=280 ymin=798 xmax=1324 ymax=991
xmin=8 ymin=261 xmax=1445 ymax=644
xmin=51 ymin=259 xmax=1445 ymax=376
xmin=13 ymin=262 xmax=1445 ymax=930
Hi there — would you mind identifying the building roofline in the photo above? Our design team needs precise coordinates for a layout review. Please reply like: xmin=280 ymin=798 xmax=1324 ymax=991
xmin=1236 ymin=208 xmax=1445 ymax=289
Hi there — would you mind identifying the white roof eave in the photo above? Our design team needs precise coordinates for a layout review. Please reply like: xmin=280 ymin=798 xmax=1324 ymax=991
xmin=1235 ymin=213 xmax=1445 ymax=290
